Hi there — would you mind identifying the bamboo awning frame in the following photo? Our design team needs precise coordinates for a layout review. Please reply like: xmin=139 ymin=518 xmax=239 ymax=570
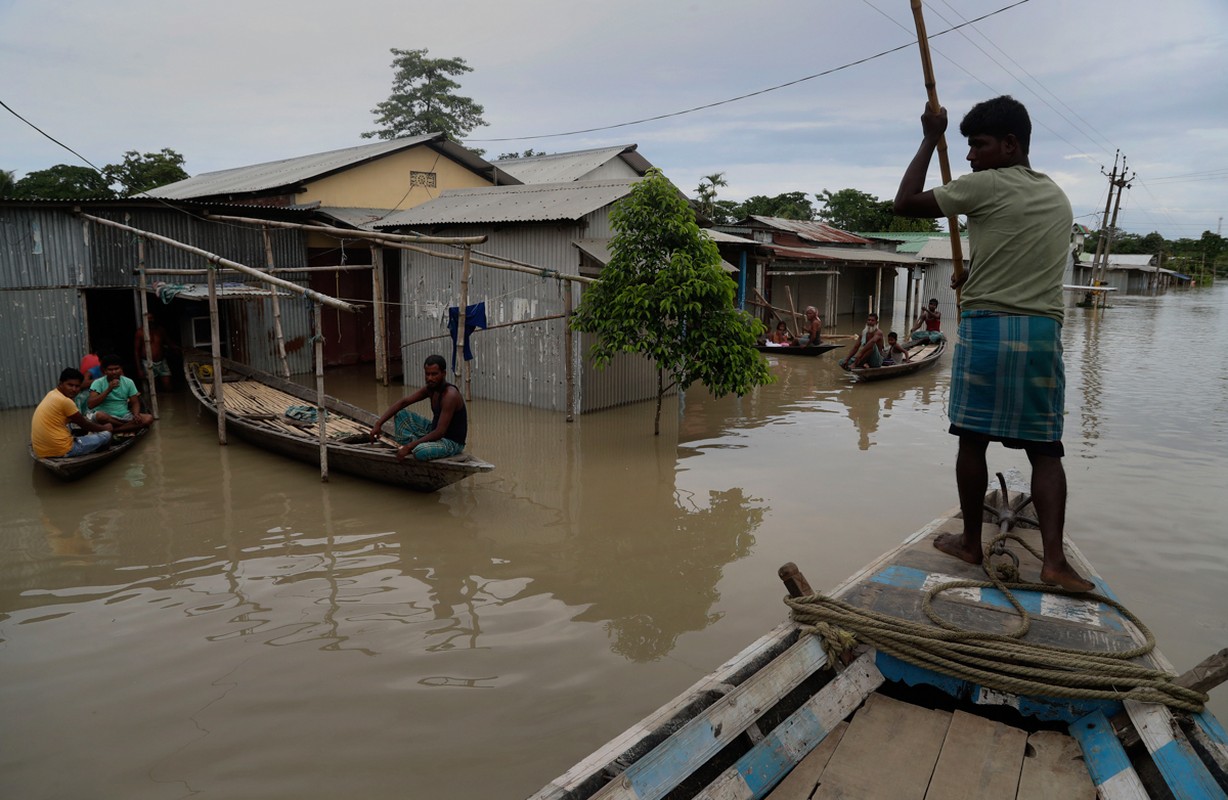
xmin=208 ymin=213 xmax=597 ymax=420
xmin=77 ymin=211 xmax=362 ymax=482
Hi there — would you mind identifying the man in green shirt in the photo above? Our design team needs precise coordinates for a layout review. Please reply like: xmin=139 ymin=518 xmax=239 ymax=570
xmin=894 ymin=95 xmax=1093 ymax=592
xmin=87 ymin=355 xmax=153 ymax=433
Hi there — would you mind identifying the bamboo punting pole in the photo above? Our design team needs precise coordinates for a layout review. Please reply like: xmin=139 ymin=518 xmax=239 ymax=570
xmin=371 ymin=244 xmax=388 ymax=386
xmin=909 ymin=0 xmax=965 ymax=303
xmin=136 ymin=236 xmax=159 ymax=420
xmin=206 ymin=266 xmax=227 ymax=445
xmin=784 ymin=285 xmax=800 ymax=338
xmin=204 ymin=213 xmax=488 ymax=245
xmin=314 ymin=303 xmax=328 ymax=482
xmin=262 ymin=228 xmax=291 ymax=378
xmin=77 ymin=212 xmax=360 ymax=314
xmin=874 ymin=266 xmax=883 ymax=318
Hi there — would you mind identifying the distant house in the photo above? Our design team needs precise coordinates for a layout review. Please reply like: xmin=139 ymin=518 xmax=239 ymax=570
xmin=489 ymin=145 xmax=652 ymax=185
xmin=373 ymin=178 xmax=670 ymax=413
xmin=150 ymin=134 xmax=516 ymax=368
xmin=1074 ymin=253 xmax=1185 ymax=294
xmin=719 ymin=216 xmax=925 ymax=331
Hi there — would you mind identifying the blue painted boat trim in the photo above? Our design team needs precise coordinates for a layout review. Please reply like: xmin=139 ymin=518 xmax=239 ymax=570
xmin=875 ymin=652 xmax=1121 ymax=723
xmin=1149 ymin=736 xmax=1227 ymax=799
xmin=1070 ymin=710 xmax=1133 ymax=787
xmin=735 ymin=706 xmax=828 ymax=798
xmin=868 ymin=564 xmax=1119 ymax=630
xmin=1196 ymin=709 xmax=1228 ymax=746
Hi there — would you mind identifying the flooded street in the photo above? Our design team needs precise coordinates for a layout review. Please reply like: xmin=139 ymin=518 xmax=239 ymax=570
xmin=3 ymin=286 xmax=1227 ymax=799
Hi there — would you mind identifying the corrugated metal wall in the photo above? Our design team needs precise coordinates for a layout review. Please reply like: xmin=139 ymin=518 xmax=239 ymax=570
xmin=397 ymin=210 xmax=659 ymax=413
xmin=0 ymin=204 xmax=313 ymax=406
xmin=0 ymin=288 xmax=86 ymax=409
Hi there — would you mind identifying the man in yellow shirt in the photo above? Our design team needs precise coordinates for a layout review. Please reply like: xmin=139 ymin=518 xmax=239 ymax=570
xmin=31 ymin=368 xmax=114 ymax=458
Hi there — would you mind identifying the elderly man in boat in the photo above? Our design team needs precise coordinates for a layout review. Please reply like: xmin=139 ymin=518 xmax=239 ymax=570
xmin=894 ymin=95 xmax=1093 ymax=591
xmin=370 ymin=354 xmax=468 ymax=463
xmin=799 ymin=306 xmax=822 ymax=347
xmin=31 ymin=368 xmax=114 ymax=459
xmin=839 ymin=313 xmax=886 ymax=369
xmin=86 ymin=355 xmax=154 ymax=433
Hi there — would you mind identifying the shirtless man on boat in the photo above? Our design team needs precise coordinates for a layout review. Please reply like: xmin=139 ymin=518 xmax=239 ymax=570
xmin=370 ymin=354 xmax=468 ymax=463
xmin=909 ymin=298 xmax=944 ymax=346
xmin=894 ymin=95 xmax=1093 ymax=591
xmin=799 ymin=306 xmax=822 ymax=346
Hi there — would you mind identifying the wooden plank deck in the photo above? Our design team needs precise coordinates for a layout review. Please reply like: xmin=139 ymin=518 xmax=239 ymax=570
xmin=765 ymin=691 xmax=1096 ymax=800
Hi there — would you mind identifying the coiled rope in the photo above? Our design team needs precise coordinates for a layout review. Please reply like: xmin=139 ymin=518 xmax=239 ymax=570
xmin=786 ymin=478 xmax=1208 ymax=713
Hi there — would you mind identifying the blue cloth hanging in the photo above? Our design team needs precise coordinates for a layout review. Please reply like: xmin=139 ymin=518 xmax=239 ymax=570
xmin=447 ymin=302 xmax=488 ymax=370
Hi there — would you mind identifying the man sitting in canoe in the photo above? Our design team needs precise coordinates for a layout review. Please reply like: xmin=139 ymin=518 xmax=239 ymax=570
xmin=31 ymin=368 xmax=114 ymax=458
xmin=370 ymin=354 xmax=468 ymax=463
xmin=839 ymin=313 xmax=885 ymax=369
xmin=909 ymin=298 xmax=945 ymax=345
xmin=86 ymin=355 xmax=153 ymax=433
xmin=799 ymin=306 xmax=822 ymax=346
xmin=894 ymin=95 xmax=1094 ymax=591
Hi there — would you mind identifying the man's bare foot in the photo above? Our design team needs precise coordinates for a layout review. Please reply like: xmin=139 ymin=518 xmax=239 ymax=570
xmin=933 ymin=532 xmax=983 ymax=565
xmin=1040 ymin=564 xmax=1095 ymax=592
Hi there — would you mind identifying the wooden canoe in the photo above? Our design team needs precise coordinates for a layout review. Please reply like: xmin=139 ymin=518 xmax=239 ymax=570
xmin=29 ymin=426 xmax=149 ymax=481
xmin=528 ymin=470 xmax=1228 ymax=800
xmin=185 ymin=355 xmax=493 ymax=492
xmin=755 ymin=342 xmax=841 ymax=357
xmin=845 ymin=338 xmax=946 ymax=382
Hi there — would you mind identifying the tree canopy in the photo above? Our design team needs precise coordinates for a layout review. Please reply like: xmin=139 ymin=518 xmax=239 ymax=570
xmin=571 ymin=169 xmax=773 ymax=434
xmin=0 ymin=169 xmax=15 ymax=197
xmin=12 ymin=165 xmax=115 ymax=199
xmin=104 ymin=149 xmax=188 ymax=196
xmin=817 ymin=188 xmax=939 ymax=233
xmin=363 ymin=48 xmax=487 ymax=143
xmin=737 ymin=191 xmax=816 ymax=221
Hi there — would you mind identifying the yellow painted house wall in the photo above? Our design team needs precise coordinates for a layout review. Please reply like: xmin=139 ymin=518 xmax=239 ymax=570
xmin=299 ymin=147 xmax=492 ymax=209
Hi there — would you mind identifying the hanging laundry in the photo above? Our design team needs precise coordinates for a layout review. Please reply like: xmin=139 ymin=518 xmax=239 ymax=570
xmin=447 ymin=302 xmax=488 ymax=370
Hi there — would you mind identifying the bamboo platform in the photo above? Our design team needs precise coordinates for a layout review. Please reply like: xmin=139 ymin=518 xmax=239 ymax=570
xmin=199 ymin=378 xmax=374 ymax=444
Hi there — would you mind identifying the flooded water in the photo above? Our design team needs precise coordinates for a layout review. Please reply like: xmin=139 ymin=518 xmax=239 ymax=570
xmin=3 ymin=286 xmax=1226 ymax=799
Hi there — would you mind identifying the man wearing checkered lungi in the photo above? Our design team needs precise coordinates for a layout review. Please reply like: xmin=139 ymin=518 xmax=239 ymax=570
xmin=893 ymin=95 xmax=1093 ymax=592
xmin=370 ymin=354 xmax=468 ymax=463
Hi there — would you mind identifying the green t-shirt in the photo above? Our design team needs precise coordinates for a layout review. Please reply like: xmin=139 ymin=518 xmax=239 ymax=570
xmin=933 ymin=165 xmax=1072 ymax=323
xmin=90 ymin=374 xmax=140 ymax=417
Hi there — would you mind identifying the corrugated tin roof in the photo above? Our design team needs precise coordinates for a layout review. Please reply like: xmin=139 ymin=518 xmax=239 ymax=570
xmin=738 ymin=216 xmax=870 ymax=245
xmin=917 ymin=237 xmax=972 ymax=260
xmin=768 ymin=244 xmax=925 ymax=266
xmin=491 ymin=145 xmax=652 ymax=184
xmin=573 ymin=237 xmax=737 ymax=273
xmin=146 ymin=281 xmax=287 ymax=301
xmin=704 ymin=228 xmax=756 ymax=245
xmin=148 ymin=135 xmax=510 ymax=200
xmin=374 ymin=179 xmax=639 ymax=227
xmin=315 ymin=207 xmax=401 ymax=229
xmin=855 ymin=231 xmax=949 ymax=254
xmin=1077 ymin=253 xmax=1156 ymax=267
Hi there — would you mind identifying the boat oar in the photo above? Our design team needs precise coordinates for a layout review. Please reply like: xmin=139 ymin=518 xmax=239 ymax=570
xmin=909 ymin=0 xmax=965 ymax=305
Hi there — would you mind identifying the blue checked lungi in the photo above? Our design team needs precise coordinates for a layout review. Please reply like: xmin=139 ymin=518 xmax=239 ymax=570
xmin=948 ymin=311 xmax=1064 ymax=443
xmin=392 ymin=410 xmax=464 ymax=461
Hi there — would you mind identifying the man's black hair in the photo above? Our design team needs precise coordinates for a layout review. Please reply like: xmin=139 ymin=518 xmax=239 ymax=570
xmin=928 ymin=297 xmax=939 ymax=305
xmin=60 ymin=367 xmax=84 ymax=383
xmin=960 ymin=95 xmax=1031 ymax=155
xmin=424 ymin=354 xmax=447 ymax=371
xmin=102 ymin=354 xmax=123 ymax=368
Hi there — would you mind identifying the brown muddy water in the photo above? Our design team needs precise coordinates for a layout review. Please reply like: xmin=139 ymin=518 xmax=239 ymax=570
xmin=3 ymin=286 xmax=1227 ymax=799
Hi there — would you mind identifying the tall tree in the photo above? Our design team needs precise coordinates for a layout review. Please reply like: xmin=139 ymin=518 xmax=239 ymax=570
xmin=0 ymin=169 xmax=15 ymax=197
xmin=694 ymin=172 xmax=728 ymax=221
xmin=737 ymin=191 xmax=815 ymax=221
xmin=13 ymin=165 xmax=115 ymax=199
xmin=818 ymin=187 xmax=939 ymax=232
xmin=495 ymin=148 xmax=543 ymax=160
xmin=103 ymin=148 xmax=189 ymax=195
xmin=363 ymin=48 xmax=487 ymax=143
xmin=571 ymin=169 xmax=773 ymax=434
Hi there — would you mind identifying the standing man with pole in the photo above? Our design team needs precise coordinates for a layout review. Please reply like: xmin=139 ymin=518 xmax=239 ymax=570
xmin=894 ymin=96 xmax=1092 ymax=592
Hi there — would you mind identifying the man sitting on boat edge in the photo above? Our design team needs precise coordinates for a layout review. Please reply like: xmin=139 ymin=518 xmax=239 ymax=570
xmin=799 ymin=306 xmax=822 ymax=346
xmin=86 ymin=355 xmax=154 ymax=433
xmin=370 ymin=354 xmax=468 ymax=463
xmin=31 ymin=368 xmax=114 ymax=459
xmin=839 ymin=312 xmax=885 ymax=369
xmin=909 ymin=297 xmax=945 ymax=346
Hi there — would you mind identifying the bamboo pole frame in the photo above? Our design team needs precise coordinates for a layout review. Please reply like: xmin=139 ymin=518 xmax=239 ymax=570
xmin=136 ymin=235 xmax=159 ymax=420
xmin=206 ymin=265 xmax=227 ymax=445
xmin=909 ymin=0 xmax=966 ymax=303
xmin=314 ymin=303 xmax=328 ymax=482
xmin=262 ymin=228 xmax=291 ymax=378
xmin=371 ymin=244 xmax=388 ymax=386
xmin=458 ymin=245 xmax=472 ymax=400
xmin=204 ymin=213 xmax=488 ymax=245
xmin=564 ymin=286 xmax=575 ymax=422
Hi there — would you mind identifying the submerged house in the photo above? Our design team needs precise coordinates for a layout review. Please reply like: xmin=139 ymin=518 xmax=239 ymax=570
xmin=371 ymin=178 xmax=668 ymax=414
xmin=1074 ymin=253 xmax=1185 ymax=294
xmin=720 ymin=216 xmax=925 ymax=331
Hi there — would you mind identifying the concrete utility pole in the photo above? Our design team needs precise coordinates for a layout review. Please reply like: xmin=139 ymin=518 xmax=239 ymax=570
xmin=1093 ymin=155 xmax=1135 ymax=295
xmin=1088 ymin=151 xmax=1119 ymax=285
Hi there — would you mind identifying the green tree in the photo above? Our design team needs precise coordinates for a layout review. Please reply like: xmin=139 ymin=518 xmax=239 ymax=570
xmin=694 ymin=172 xmax=727 ymax=221
xmin=13 ymin=165 xmax=115 ymax=199
xmin=495 ymin=148 xmax=543 ymax=160
xmin=0 ymin=169 xmax=15 ymax=197
xmin=363 ymin=48 xmax=487 ymax=143
xmin=818 ymin=187 xmax=939 ymax=232
xmin=103 ymin=148 xmax=189 ymax=195
xmin=571 ymin=169 xmax=773 ymax=435
xmin=736 ymin=191 xmax=815 ymax=221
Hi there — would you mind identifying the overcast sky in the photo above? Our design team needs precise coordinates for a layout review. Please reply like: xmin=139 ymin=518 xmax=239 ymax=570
xmin=2 ymin=0 xmax=1225 ymax=240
